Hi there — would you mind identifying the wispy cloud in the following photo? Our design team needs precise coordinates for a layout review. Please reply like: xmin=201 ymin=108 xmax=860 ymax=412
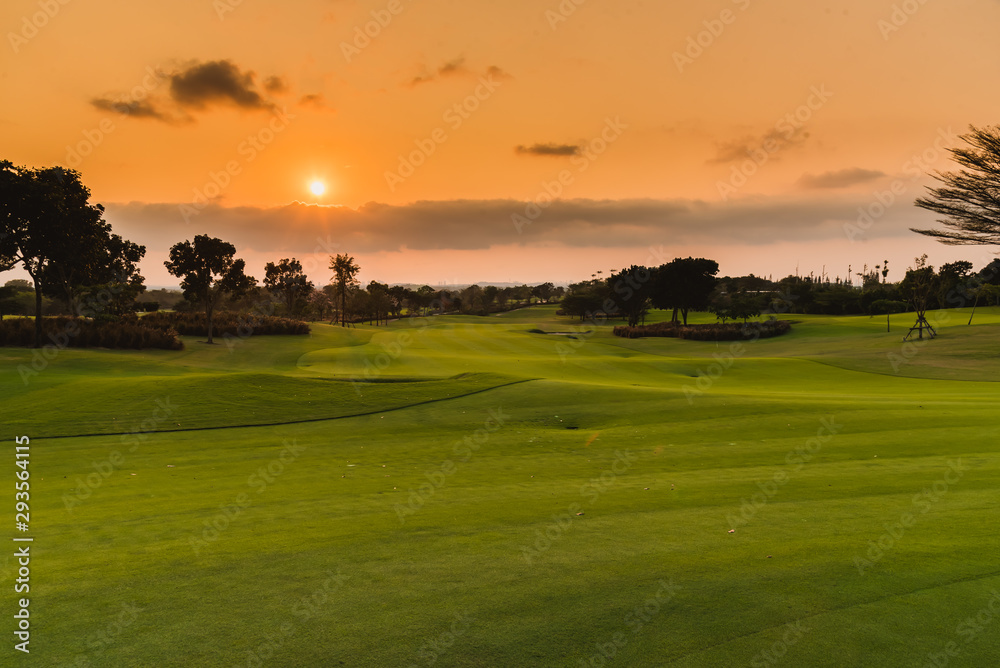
xmin=797 ymin=168 xmax=885 ymax=189
xmin=515 ymin=143 xmax=580 ymax=157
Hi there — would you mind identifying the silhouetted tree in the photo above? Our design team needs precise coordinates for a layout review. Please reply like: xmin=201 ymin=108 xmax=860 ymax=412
xmin=264 ymin=258 xmax=314 ymax=316
xmin=913 ymin=126 xmax=1000 ymax=247
xmin=165 ymin=235 xmax=256 ymax=344
xmin=329 ymin=254 xmax=360 ymax=326
xmin=652 ymin=257 xmax=719 ymax=324
xmin=0 ymin=161 xmax=145 ymax=346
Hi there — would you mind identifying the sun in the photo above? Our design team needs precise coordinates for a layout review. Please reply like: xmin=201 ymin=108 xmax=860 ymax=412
xmin=309 ymin=180 xmax=326 ymax=197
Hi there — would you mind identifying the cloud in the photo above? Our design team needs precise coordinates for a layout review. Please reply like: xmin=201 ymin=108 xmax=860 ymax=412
xmin=264 ymin=75 xmax=289 ymax=94
xmin=515 ymin=143 xmax=580 ymax=157
xmin=90 ymin=97 xmax=176 ymax=123
xmin=89 ymin=60 xmax=286 ymax=123
xmin=709 ymin=127 xmax=810 ymax=165
xmin=485 ymin=65 xmax=513 ymax=80
xmin=104 ymin=195 xmax=938 ymax=260
xmin=169 ymin=60 xmax=273 ymax=110
xmin=797 ymin=168 xmax=886 ymax=189
xmin=298 ymin=93 xmax=333 ymax=111
xmin=407 ymin=58 xmax=509 ymax=87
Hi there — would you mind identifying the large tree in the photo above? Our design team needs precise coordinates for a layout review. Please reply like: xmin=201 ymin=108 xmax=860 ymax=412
xmin=651 ymin=257 xmax=720 ymax=325
xmin=0 ymin=161 xmax=144 ymax=347
xmin=329 ymin=254 xmax=360 ymax=327
xmin=263 ymin=258 xmax=314 ymax=316
xmin=913 ymin=125 xmax=1000 ymax=245
xmin=609 ymin=266 xmax=651 ymax=327
xmin=165 ymin=235 xmax=256 ymax=344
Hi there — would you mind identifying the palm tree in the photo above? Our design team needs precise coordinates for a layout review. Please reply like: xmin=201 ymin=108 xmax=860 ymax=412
xmin=329 ymin=254 xmax=360 ymax=327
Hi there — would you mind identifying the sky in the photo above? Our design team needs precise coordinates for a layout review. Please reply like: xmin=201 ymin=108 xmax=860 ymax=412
xmin=3 ymin=0 xmax=1000 ymax=288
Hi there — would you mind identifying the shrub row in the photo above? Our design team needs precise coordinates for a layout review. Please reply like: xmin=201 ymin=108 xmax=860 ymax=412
xmin=613 ymin=320 xmax=791 ymax=341
xmin=0 ymin=317 xmax=183 ymax=350
xmin=140 ymin=311 xmax=310 ymax=336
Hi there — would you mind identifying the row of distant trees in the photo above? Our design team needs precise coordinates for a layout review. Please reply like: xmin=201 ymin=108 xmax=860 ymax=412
xmin=558 ymin=255 xmax=1000 ymax=327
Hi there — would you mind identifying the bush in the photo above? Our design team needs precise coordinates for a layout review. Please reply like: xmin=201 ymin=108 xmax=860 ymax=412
xmin=613 ymin=320 xmax=791 ymax=341
xmin=138 ymin=311 xmax=310 ymax=337
xmin=0 ymin=317 xmax=183 ymax=350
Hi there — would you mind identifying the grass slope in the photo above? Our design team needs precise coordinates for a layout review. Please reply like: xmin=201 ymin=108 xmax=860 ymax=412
xmin=2 ymin=307 xmax=999 ymax=667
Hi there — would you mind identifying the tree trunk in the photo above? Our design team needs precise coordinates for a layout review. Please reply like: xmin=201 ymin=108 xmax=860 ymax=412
xmin=31 ymin=274 xmax=43 ymax=349
xmin=206 ymin=301 xmax=215 ymax=344
xmin=681 ymin=308 xmax=689 ymax=325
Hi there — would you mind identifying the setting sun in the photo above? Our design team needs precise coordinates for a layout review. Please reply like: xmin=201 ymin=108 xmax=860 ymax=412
xmin=309 ymin=180 xmax=325 ymax=197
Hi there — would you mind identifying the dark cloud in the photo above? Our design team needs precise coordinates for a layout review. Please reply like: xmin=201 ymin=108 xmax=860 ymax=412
xmin=299 ymin=93 xmax=332 ymax=111
xmin=264 ymin=75 xmax=288 ymax=94
xmin=485 ymin=65 xmax=513 ymax=80
xmin=104 ymin=195 xmax=938 ymax=259
xmin=90 ymin=97 xmax=176 ymax=122
xmin=515 ymin=143 xmax=580 ymax=157
xmin=169 ymin=60 xmax=273 ymax=110
xmin=797 ymin=168 xmax=886 ymax=189
xmin=407 ymin=58 xmax=504 ymax=87
xmin=89 ymin=60 xmax=284 ymax=123
xmin=709 ymin=127 xmax=810 ymax=165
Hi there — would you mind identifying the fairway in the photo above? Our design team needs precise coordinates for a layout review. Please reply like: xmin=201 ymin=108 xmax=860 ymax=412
xmin=4 ymin=306 xmax=1000 ymax=667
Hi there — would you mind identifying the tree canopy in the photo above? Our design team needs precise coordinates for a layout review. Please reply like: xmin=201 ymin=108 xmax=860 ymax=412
xmin=165 ymin=235 xmax=256 ymax=344
xmin=913 ymin=125 xmax=1000 ymax=246
xmin=0 ymin=161 xmax=145 ymax=346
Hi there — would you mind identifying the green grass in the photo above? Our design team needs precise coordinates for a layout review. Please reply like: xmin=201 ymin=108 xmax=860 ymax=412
xmin=2 ymin=307 xmax=999 ymax=666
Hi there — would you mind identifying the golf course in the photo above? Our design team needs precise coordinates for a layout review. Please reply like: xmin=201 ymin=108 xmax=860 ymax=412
xmin=4 ymin=305 xmax=1000 ymax=667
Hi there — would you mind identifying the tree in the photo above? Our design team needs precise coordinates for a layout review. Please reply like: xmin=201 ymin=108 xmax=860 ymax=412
xmin=329 ymin=254 xmax=360 ymax=327
xmin=913 ymin=125 xmax=1000 ymax=246
xmin=0 ymin=161 xmax=144 ymax=347
xmin=651 ymin=258 xmax=719 ymax=325
xmin=0 ymin=284 xmax=18 ymax=321
xmin=609 ymin=266 xmax=651 ymax=327
xmin=531 ymin=282 xmax=555 ymax=303
xmin=164 ymin=235 xmax=256 ymax=344
xmin=264 ymin=258 xmax=314 ymax=316
xmin=307 ymin=286 xmax=332 ymax=321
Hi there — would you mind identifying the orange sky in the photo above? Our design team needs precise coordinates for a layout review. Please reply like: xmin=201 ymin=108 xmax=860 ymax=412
xmin=3 ymin=0 xmax=1000 ymax=287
